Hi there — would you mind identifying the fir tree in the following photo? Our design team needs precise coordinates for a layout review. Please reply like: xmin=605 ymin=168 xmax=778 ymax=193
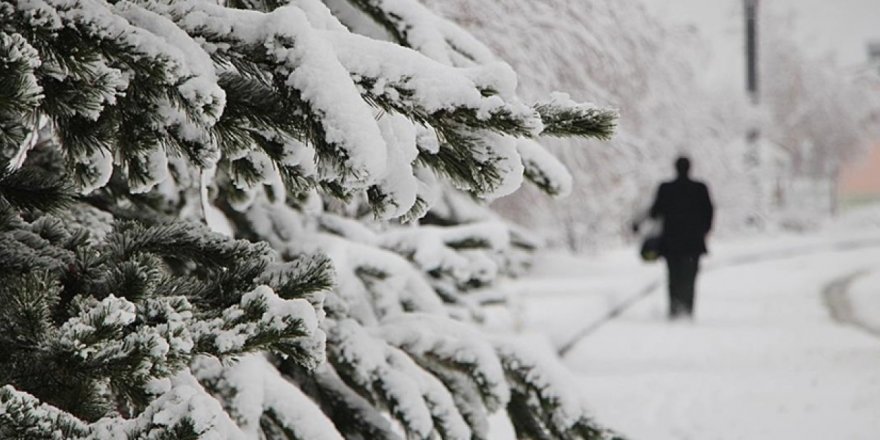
xmin=0 ymin=0 xmax=621 ymax=438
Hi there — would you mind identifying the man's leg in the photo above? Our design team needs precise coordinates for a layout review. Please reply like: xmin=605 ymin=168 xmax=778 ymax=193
xmin=681 ymin=256 xmax=700 ymax=316
xmin=665 ymin=256 xmax=685 ymax=318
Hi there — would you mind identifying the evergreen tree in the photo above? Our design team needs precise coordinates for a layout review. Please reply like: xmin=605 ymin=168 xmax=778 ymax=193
xmin=0 ymin=0 xmax=620 ymax=438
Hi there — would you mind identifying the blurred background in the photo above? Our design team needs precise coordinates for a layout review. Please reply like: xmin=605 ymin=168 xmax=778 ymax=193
xmin=422 ymin=3 xmax=880 ymax=437
xmin=423 ymin=0 xmax=880 ymax=251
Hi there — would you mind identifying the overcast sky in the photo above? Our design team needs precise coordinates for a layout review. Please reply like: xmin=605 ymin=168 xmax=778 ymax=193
xmin=640 ymin=0 xmax=880 ymax=89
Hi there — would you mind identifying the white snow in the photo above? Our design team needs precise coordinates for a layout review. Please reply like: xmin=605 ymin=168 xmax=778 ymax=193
xmin=516 ymin=138 xmax=573 ymax=198
xmin=849 ymin=270 xmax=880 ymax=334
xmin=115 ymin=1 xmax=225 ymax=127
xmin=318 ymin=232 xmax=446 ymax=321
xmin=191 ymin=285 xmax=324 ymax=362
xmin=192 ymin=354 xmax=344 ymax=440
xmin=322 ymin=29 xmax=538 ymax=132
xmin=495 ymin=217 xmax=880 ymax=439
xmin=492 ymin=338 xmax=591 ymax=432
xmin=385 ymin=345 xmax=472 ymax=440
xmin=373 ymin=113 xmax=420 ymax=219
xmin=164 ymin=1 xmax=390 ymax=187
xmin=380 ymin=221 xmax=508 ymax=280
xmin=290 ymin=0 xmax=348 ymax=32
xmin=378 ymin=313 xmax=510 ymax=411
xmin=137 ymin=371 xmax=247 ymax=440
xmin=471 ymin=132 xmax=524 ymax=200
xmin=326 ymin=318 xmax=436 ymax=438
xmin=58 ymin=295 xmax=137 ymax=354
xmin=77 ymin=147 xmax=113 ymax=195
xmin=258 ymin=358 xmax=345 ymax=440
xmin=359 ymin=0 xmax=498 ymax=66
xmin=128 ymin=147 xmax=169 ymax=194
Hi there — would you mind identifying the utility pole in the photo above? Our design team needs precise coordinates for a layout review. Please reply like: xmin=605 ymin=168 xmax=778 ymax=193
xmin=869 ymin=41 xmax=880 ymax=75
xmin=744 ymin=0 xmax=764 ymax=226
xmin=745 ymin=0 xmax=759 ymax=107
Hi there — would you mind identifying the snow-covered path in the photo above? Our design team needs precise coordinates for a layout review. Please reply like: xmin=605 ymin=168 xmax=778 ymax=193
xmin=565 ymin=245 xmax=880 ymax=439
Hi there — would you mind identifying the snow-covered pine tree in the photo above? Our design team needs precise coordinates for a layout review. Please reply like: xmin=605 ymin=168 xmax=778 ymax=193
xmin=0 ymin=0 xmax=620 ymax=438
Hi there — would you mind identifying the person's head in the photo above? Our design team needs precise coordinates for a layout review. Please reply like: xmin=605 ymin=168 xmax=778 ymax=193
xmin=675 ymin=156 xmax=691 ymax=178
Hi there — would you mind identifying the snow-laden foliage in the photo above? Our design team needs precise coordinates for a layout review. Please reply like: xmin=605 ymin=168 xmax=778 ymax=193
xmin=0 ymin=208 xmax=326 ymax=438
xmin=0 ymin=0 xmax=621 ymax=439
xmin=426 ymin=0 xmax=880 ymax=249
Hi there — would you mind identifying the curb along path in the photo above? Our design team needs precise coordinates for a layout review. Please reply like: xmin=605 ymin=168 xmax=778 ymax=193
xmin=823 ymin=269 xmax=880 ymax=339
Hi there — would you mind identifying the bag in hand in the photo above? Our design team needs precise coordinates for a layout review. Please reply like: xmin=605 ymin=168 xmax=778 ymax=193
xmin=640 ymin=235 xmax=662 ymax=262
xmin=636 ymin=217 xmax=663 ymax=262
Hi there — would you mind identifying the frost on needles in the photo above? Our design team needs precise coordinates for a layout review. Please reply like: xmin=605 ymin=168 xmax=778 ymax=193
xmin=0 ymin=0 xmax=622 ymax=439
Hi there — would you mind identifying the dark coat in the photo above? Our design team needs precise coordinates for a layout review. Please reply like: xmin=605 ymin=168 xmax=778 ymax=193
xmin=649 ymin=177 xmax=714 ymax=256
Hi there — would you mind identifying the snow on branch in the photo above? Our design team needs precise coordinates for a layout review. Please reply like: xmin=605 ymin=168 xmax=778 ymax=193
xmin=192 ymin=354 xmax=343 ymax=439
xmin=517 ymin=138 xmax=574 ymax=197
xmin=343 ymin=0 xmax=496 ymax=66
xmin=159 ymin=0 xmax=389 ymax=188
xmin=379 ymin=221 xmax=510 ymax=306
xmin=4 ymin=0 xmax=616 ymax=211
xmin=0 ymin=386 xmax=92 ymax=439
xmin=0 ymin=213 xmax=333 ymax=437
xmin=0 ymin=32 xmax=43 ymax=167
xmin=378 ymin=314 xmax=510 ymax=412
xmin=0 ymin=0 xmax=623 ymax=437
xmin=306 ymin=362 xmax=403 ymax=439
xmin=0 ymin=374 xmax=247 ymax=440
xmin=320 ymin=230 xmax=446 ymax=321
xmin=114 ymin=371 xmax=246 ymax=439
xmin=494 ymin=339 xmax=624 ymax=440
xmin=534 ymin=92 xmax=618 ymax=140
xmin=191 ymin=285 xmax=325 ymax=367
xmin=325 ymin=29 xmax=541 ymax=137
xmin=325 ymin=318 xmax=437 ymax=439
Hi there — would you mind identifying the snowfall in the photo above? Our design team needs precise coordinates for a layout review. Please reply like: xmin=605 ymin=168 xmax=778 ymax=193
xmin=490 ymin=205 xmax=880 ymax=440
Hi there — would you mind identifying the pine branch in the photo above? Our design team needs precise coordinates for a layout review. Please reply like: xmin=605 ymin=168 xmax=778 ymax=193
xmin=517 ymin=139 xmax=573 ymax=197
xmin=192 ymin=286 xmax=324 ymax=368
xmin=259 ymin=253 xmax=336 ymax=300
xmin=0 ymin=272 xmax=59 ymax=351
xmin=283 ymin=361 xmax=403 ymax=440
xmin=0 ymin=222 xmax=74 ymax=275
xmin=0 ymin=386 xmax=91 ymax=440
xmin=416 ymin=127 xmax=502 ymax=195
xmin=104 ymin=221 xmax=271 ymax=271
xmin=534 ymin=96 xmax=618 ymax=140
xmin=213 ymin=71 xmax=317 ymax=195
xmin=0 ymin=1 xmax=626 ymax=437
xmin=357 ymin=76 xmax=539 ymax=138
xmin=0 ymin=166 xmax=74 ymax=213
xmin=495 ymin=341 xmax=624 ymax=440
xmin=325 ymin=318 xmax=439 ymax=440
xmin=159 ymin=2 xmax=382 ymax=187
xmin=378 ymin=315 xmax=509 ymax=413
xmin=342 ymin=0 xmax=493 ymax=65
xmin=4 ymin=0 xmax=224 ymax=193
xmin=0 ymin=32 xmax=43 ymax=161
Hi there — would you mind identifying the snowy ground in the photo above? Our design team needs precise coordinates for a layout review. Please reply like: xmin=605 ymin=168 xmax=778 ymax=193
xmin=499 ymin=212 xmax=880 ymax=439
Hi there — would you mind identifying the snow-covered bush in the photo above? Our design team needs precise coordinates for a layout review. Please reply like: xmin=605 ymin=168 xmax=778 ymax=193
xmin=0 ymin=0 xmax=621 ymax=438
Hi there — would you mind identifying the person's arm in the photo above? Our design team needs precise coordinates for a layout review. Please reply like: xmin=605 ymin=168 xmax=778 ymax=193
xmin=702 ymin=183 xmax=714 ymax=234
xmin=649 ymin=184 xmax=665 ymax=220
xmin=633 ymin=184 xmax=664 ymax=233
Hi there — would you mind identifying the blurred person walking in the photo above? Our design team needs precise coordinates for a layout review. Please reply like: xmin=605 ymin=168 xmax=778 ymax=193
xmin=635 ymin=156 xmax=714 ymax=319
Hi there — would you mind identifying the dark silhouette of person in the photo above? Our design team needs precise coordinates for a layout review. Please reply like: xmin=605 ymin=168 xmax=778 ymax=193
xmin=641 ymin=156 xmax=714 ymax=319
